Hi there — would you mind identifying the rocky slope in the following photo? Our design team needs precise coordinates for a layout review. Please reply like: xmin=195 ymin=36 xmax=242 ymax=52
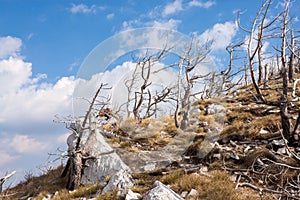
xmin=2 ymin=83 xmax=300 ymax=200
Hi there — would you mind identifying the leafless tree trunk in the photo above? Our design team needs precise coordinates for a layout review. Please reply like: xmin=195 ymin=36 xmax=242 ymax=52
xmin=61 ymin=83 xmax=109 ymax=190
xmin=264 ymin=63 xmax=269 ymax=88
xmin=174 ymin=38 xmax=211 ymax=129
xmin=174 ymin=58 xmax=183 ymax=128
xmin=132 ymin=59 xmax=152 ymax=119
xmin=237 ymin=0 xmax=275 ymax=102
xmin=288 ymin=30 xmax=295 ymax=82
xmin=279 ymin=1 xmax=289 ymax=140
xmin=0 ymin=171 xmax=16 ymax=193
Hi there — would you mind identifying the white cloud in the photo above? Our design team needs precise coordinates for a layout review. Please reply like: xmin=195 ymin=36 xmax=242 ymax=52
xmin=0 ymin=36 xmax=75 ymax=132
xmin=0 ymin=62 xmax=74 ymax=121
xmin=0 ymin=57 xmax=32 ymax=94
xmin=0 ymin=152 xmax=16 ymax=166
xmin=70 ymin=3 xmax=97 ymax=14
xmin=106 ymin=13 xmax=115 ymax=20
xmin=163 ymin=0 xmax=183 ymax=16
xmin=162 ymin=0 xmax=215 ymax=17
xmin=147 ymin=19 xmax=181 ymax=30
xmin=11 ymin=135 xmax=50 ymax=154
xmin=199 ymin=21 xmax=237 ymax=50
xmin=188 ymin=0 xmax=216 ymax=8
xmin=0 ymin=36 xmax=22 ymax=59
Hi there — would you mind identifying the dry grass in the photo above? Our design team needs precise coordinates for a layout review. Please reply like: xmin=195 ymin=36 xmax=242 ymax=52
xmin=95 ymin=189 xmax=118 ymax=200
xmin=3 ymin=165 xmax=67 ymax=200
xmin=248 ymin=114 xmax=280 ymax=135
xmin=201 ymin=170 xmax=240 ymax=200
xmin=69 ymin=184 xmax=101 ymax=198
xmin=51 ymin=189 xmax=71 ymax=200
xmin=160 ymin=169 xmax=184 ymax=185
xmin=226 ymin=111 xmax=253 ymax=123
xmin=150 ymin=170 xmax=245 ymax=200
xmin=131 ymin=170 xmax=164 ymax=196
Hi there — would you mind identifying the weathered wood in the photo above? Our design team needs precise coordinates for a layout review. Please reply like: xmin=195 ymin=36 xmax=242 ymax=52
xmin=0 ymin=171 xmax=16 ymax=193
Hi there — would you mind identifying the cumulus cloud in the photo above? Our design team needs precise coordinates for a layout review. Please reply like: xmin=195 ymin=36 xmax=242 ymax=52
xmin=11 ymin=135 xmax=50 ymax=154
xmin=0 ymin=57 xmax=32 ymax=94
xmin=147 ymin=19 xmax=181 ymax=30
xmin=0 ymin=152 xmax=17 ymax=166
xmin=188 ymin=0 xmax=216 ymax=8
xmin=70 ymin=3 xmax=98 ymax=14
xmin=0 ymin=36 xmax=75 ymax=135
xmin=163 ymin=0 xmax=183 ymax=16
xmin=198 ymin=21 xmax=237 ymax=50
xmin=162 ymin=0 xmax=215 ymax=16
xmin=0 ymin=36 xmax=22 ymax=59
xmin=0 ymin=68 xmax=75 ymax=128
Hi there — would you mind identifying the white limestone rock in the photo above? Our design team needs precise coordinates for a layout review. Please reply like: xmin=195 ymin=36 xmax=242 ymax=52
xmin=101 ymin=169 xmax=135 ymax=195
xmin=67 ymin=120 xmax=131 ymax=185
xmin=143 ymin=181 xmax=183 ymax=200
xmin=126 ymin=189 xmax=142 ymax=200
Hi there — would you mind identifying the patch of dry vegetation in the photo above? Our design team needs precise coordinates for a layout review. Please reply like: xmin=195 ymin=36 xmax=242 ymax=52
xmin=2 ymin=165 xmax=67 ymax=200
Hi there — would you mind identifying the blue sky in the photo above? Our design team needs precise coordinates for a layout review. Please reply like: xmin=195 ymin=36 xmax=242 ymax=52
xmin=0 ymin=0 xmax=299 ymax=186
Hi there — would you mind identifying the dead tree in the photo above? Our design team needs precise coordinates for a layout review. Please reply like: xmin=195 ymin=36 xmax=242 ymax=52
xmin=0 ymin=171 xmax=16 ymax=193
xmin=237 ymin=0 xmax=278 ymax=102
xmin=124 ymin=48 xmax=172 ymax=120
xmin=223 ymin=41 xmax=246 ymax=91
xmin=174 ymin=38 xmax=211 ymax=129
xmin=61 ymin=83 xmax=110 ymax=190
xmin=236 ymin=0 xmax=300 ymax=145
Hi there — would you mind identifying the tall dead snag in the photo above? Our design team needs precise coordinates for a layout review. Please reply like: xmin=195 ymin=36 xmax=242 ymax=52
xmin=288 ymin=30 xmax=295 ymax=82
xmin=237 ymin=0 xmax=277 ymax=102
xmin=174 ymin=37 xmax=211 ymax=129
xmin=279 ymin=1 xmax=290 ymax=140
xmin=61 ymin=83 xmax=110 ymax=190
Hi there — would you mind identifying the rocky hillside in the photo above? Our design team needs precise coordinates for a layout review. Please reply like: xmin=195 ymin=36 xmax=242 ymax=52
xmin=2 ymin=81 xmax=300 ymax=200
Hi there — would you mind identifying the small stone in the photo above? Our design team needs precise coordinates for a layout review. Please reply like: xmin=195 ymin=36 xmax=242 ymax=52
xmin=277 ymin=147 xmax=286 ymax=154
xmin=126 ymin=190 xmax=142 ymax=200
xmin=256 ymin=158 xmax=264 ymax=166
xmin=259 ymin=129 xmax=269 ymax=134
xmin=200 ymin=166 xmax=208 ymax=173
xmin=244 ymin=146 xmax=252 ymax=153
xmin=231 ymin=153 xmax=239 ymax=160
xmin=181 ymin=191 xmax=188 ymax=198
xmin=187 ymin=189 xmax=198 ymax=197
xmin=230 ymin=174 xmax=238 ymax=182
xmin=272 ymin=139 xmax=286 ymax=147
xmin=213 ymin=153 xmax=221 ymax=159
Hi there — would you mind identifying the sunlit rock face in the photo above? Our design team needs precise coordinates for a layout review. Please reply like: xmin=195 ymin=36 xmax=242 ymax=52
xmin=67 ymin=117 xmax=131 ymax=185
